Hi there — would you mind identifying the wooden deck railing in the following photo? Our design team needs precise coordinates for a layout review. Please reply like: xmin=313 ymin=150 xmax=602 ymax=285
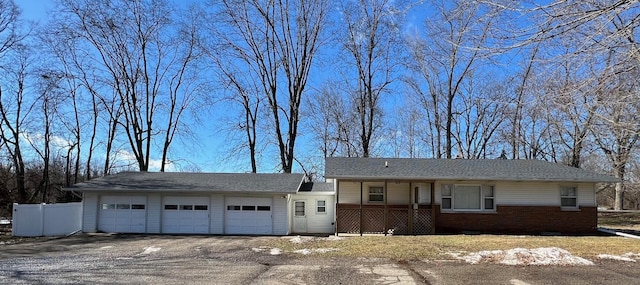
xmin=336 ymin=204 xmax=433 ymax=235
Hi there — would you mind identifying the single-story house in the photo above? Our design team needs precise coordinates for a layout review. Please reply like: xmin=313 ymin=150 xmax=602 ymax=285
xmin=69 ymin=157 xmax=617 ymax=235
xmin=325 ymin=157 xmax=619 ymax=235
xmin=69 ymin=172 xmax=335 ymax=235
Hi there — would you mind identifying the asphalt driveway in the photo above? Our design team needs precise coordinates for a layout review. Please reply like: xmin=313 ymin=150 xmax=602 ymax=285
xmin=0 ymin=234 xmax=638 ymax=284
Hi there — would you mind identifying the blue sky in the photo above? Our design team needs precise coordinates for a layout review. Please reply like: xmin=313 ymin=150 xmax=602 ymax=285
xmin=11 ymin=0 xmax=513 ymax=174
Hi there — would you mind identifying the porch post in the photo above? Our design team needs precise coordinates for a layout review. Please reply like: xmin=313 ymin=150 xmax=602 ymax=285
xmin=335 ymin=179 xmax=339 ymax=236
xmin=408 ymin=182 xmax=413 ymax=234
xmin=359 ymin=181 xmax=363 ymax=236
xmin=384 ymin=180 xmax=388 ymax=236
xmin=431 ymin=182 xmax=436 ymax=234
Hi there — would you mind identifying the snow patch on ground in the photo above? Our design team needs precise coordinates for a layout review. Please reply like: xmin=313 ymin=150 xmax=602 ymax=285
xmin=598 ymin=253 xmax=639 ymax=262
xmin=255 ymin=236 xmax=343 ymax=255
xmin=139 ymin=246 xmax=161 ymax=255
xmin=0 ymin=239 xmax=18 ymax=246
xmin=252 ymin=246 xmax=282 ymax=255
xmin=449 ymin=247 xmax=593 ymax=266
xmin=288 ymin=235 xmax=315 ymax=244
xmin=270 ymin=248 xmax=282 ymax=255
xmin=252 ymin=246 xmax=268 ymax=253
xmin=293 ymin=248 xmax=339 ymax=255
xmin=99 ymin=246 xmax=113 ymax=250
xmin=286 ymin=235 xmax=345 ymax=243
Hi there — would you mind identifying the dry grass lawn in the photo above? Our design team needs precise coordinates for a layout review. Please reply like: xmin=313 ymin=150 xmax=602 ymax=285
xmin=598 ymin=211 xmax=640 ymax=231
xmin=266 ymin=235 xmax=640 ymax=260
xmin=265 ymin=211 xmax=640 ymax=260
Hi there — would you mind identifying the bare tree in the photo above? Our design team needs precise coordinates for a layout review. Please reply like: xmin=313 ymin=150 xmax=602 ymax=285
xmin=337 ymin=0 xmax=404 ymax=157
xmin=0 ymin=0 xmax=30 ymax=203
xmin=453 ymin=80 xmax=508 ymax=159
xmin=0 ymin=50 xmax=29 ymax=202
xmin=211 ymin=0 xmax=328 ymax=173
xmin=591 ymin=63 xmax=640 ymax=210
xmin=305 ymin=82 xmax=358 ymax=158
xmin=406 ymin=0 xmax=504 ymax=158
xmin=54 ymin=0 xmax=201 ymax=172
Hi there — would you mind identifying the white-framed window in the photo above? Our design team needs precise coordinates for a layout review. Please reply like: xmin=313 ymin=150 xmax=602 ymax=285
xmin=441 ymin=184 xmax=495 ymax=211
xmin=294 ymin=201 xmax=305 ymax=216
xmin=560 ymin=186 xmax=577 ymax=208
xmin=316 ymin=200 xmax=326 ymax=214
xmin=369 ymin=186 xmax=384 ymax=202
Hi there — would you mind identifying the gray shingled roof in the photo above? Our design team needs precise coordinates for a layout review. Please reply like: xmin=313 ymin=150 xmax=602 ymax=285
xmin=325 ymin=157 xmax=619 ymax=183
xmin=299 ymin=182 xmax=335 ymax=192
xmin=68 ymin=172 xmax=306 ymax=193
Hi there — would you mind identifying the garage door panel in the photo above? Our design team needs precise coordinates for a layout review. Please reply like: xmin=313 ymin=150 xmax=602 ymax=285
xmin=98 ymin=196 xmax=147 ymax=233
xmin=162 ymin=196 xmax=210 ymax=234
xmin=225 ymin=197 xmax=273 ymax=235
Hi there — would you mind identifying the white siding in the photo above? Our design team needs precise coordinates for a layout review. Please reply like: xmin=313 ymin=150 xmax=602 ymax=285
xmin=272 ymin=195 xmax=289 ymax=235
xmin=146 ymin=194 xmax=161 ymax=233
xmin=577 ymin=183 xmax=596 ymax=206
xmin=82 ymin=192 xmax=98 ymax=233
xmin=290 ymin=194 xmax=335 ymax=234
xmin=495 ymin=181 xmax=559 ymax=205
xmin=434 ymin=181 xmax=597 ymax=207
xmin=386 ymin=182 xmax=410 ymax=205
xmin=337 ymin=181 xmax=361 ymax=204
xmin=210 ymin=194 xmax=224 ymax=234
xmin=339 ymin=181 xmax=411 ymax=204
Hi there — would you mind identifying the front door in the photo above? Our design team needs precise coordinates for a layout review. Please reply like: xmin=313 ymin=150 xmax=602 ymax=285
xmin=293 ymin=200 xmax=307 ymax=233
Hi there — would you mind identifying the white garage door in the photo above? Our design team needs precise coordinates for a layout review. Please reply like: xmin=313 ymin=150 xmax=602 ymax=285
xmin=225 ymin=197 xmax=273 ymax=235
xmin=162 ymin=196 xmax=210 ymax=234
xmin=99 ymin=196 xmax=146 ymax=233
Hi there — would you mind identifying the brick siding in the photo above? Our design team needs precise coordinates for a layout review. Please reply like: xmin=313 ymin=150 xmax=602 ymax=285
xmin=435 ymin=205 xmax=597 ymax=234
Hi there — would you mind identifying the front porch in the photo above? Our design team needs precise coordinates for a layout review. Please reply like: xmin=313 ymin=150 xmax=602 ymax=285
xmin=335 ymin=180 xmax=436 ymax=235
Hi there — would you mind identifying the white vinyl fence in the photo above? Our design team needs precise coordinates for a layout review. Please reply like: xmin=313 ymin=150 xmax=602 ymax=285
xmin=12 ymin=202 xmax=82 ymax=237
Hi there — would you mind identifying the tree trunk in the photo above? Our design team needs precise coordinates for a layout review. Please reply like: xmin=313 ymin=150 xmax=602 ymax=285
xmin=614 ymin=181 xmax=624 ymax=210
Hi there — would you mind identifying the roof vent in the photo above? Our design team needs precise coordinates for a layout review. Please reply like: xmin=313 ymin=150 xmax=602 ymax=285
xmin=385 ymin=161 xmax=388 ymax=168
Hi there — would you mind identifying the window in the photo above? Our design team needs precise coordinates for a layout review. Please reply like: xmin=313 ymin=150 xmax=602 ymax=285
xmin=101 ymin=204 xmax=115 ymax=210
xmin=316 ymin=200 xmax=326 ymax=214
xmin=416 ymin=184 xmax=432 ymax=204
xmin=227 ymin=205 xmax=240 ymax=211
xmin=257 ymin=206 xmax=271 ymax=211
xmin=441 ymin=184 xmax=495 ymax=211
xmin=164 ymin=204 xmax=178 ymax=210
xmin=181 ymin=205 xmax=193 ymax=210
xmin=483 ymin=185 xmax=494 ymax=210
xmin=116 ymin=204 xmax=130 ymax=210
xmin=194 ymin=205 xmax=208 ymax=211
xmin=242 ymin=205 xmax=256 ymax=211
xmin=369 ymin=187 xmax=384 ymax=202
xmin=295 ymin=201 xmax=305 ymax=216
xmin=560 ymin=186 xmax=577 ymax=208
xmin=441 ymin=185 xmax=452 ymax=209
xmin=131 ymin=204 xmax=146 ymax=210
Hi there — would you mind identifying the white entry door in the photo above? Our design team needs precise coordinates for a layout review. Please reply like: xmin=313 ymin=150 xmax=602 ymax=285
xmin=293 ymin=200 xmax=307 ymax=233
xmin=162 ymin=196 xmax=210 ymax=234
xmin=225 ymin=197 xmax=273 ymax=235
xmin=98 ymin=196 xmax=147 ymax=233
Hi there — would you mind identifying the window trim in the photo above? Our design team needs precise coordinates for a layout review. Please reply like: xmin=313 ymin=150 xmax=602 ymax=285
xmin=560 ymin=185 xmax=578 ymax=209
xmin=368 ymin=186 xmax=384 ymax=203
xmin=294 ymin=201 xmax=305 ymax=217
xmin=441 ymin=184 xmax=495 ymax=212
xmin=316 ymin=200 xmax=327 ymax=214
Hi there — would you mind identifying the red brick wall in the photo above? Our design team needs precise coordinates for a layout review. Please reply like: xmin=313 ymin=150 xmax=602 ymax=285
xmin=435 ymin=205 xmax=597 ymax=234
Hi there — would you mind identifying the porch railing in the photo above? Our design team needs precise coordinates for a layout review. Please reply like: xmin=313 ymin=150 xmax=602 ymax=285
xmin=336 ymin=204 xmax=433 ymax=235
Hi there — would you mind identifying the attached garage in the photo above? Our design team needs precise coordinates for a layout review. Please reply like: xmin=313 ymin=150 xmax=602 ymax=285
xmin=98 ymin=196 xmax=146 ymax=233
xmin=71 ymin=172 xmax=306 ymax=235
xmin=225 ymin=197 xmax=273 ymax=235
xmin=162 ymin=196 xmax=210 ymax=234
